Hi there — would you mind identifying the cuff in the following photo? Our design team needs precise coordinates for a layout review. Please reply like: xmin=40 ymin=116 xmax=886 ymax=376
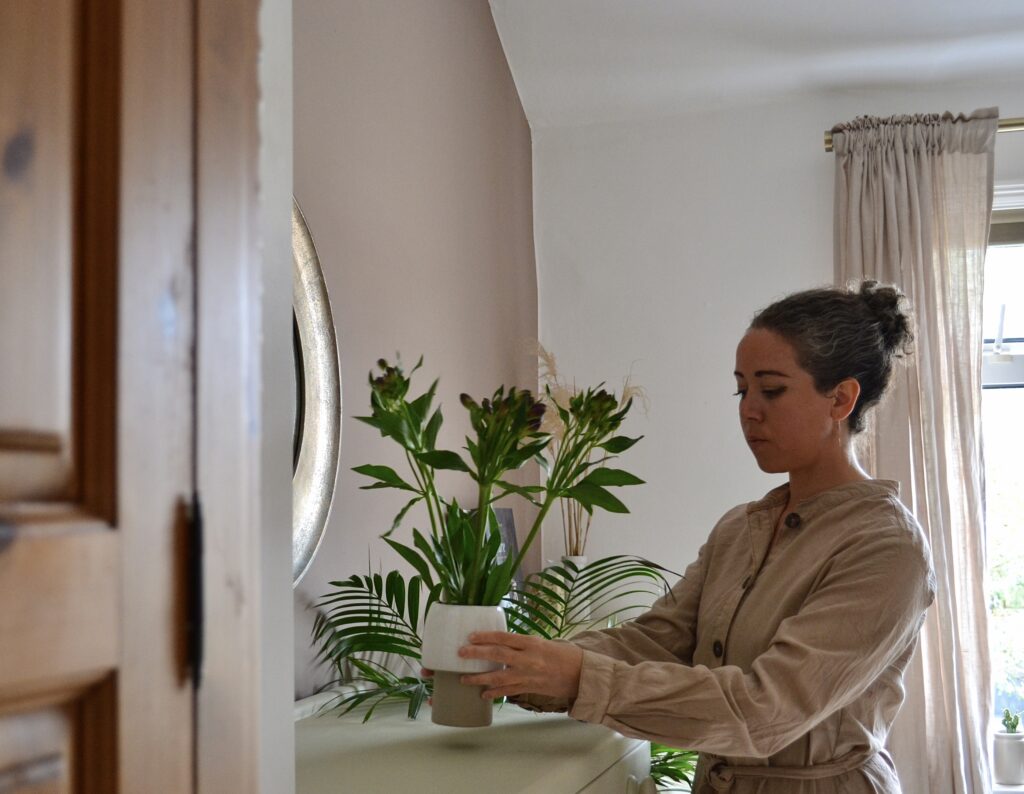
xmin=568 ymin=649 xmax=616 ymax=724
xmin=508 ymin=692 xmax=569 ymax=713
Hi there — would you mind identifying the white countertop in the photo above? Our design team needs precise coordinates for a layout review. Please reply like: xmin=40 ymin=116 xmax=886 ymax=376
xmin=295 ymin=697 xmax=648 ymax=794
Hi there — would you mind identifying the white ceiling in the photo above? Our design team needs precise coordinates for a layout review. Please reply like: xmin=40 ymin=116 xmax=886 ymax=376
xmin=489 ymin=0 xmax=1024 ymax=129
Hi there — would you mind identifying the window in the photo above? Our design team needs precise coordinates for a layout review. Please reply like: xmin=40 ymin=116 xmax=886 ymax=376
xmin=985 ymin=214 xmax=1024 ymax=724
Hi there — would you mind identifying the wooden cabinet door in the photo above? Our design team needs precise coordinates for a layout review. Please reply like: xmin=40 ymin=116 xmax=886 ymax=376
xmin=0 ymin=1 xmax=195 ymax=791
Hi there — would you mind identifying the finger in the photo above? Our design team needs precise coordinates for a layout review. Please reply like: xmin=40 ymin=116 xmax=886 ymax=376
xmin=468 ymin=631 xmax=530 ymax=648
xmin=460 ymin=671 xmax=503 ymax=687
xmin=481 ymin=684 xmax=529 ymax=700
xmin=420 ymin=668 xmax=434 ymax=678
xmin=459 ymin=643 xmax=517 ymax=665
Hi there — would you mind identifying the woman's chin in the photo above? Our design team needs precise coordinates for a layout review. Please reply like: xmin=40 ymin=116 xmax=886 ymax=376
xmin=751 ymin=453 xmax=787 ymax=474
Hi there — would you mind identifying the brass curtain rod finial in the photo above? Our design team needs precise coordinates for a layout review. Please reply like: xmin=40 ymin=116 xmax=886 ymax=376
xmin=823 ymin=116 xmax=1024 ymax=153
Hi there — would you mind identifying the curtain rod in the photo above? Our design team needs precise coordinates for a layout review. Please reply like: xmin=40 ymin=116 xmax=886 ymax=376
xmin=824 ymin=116 xmax=1024 ymax=152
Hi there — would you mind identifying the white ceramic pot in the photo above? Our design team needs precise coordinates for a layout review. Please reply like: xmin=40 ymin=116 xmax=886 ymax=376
xmin=421 ymin=604 xmax=506 ymax=727
xmin=994 ymin=731 xmax=1024 ymax=785
xmin=421 ymin=604 xmax=507 ymax=673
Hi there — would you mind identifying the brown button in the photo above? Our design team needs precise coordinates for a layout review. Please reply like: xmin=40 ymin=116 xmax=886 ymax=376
xmin=713 ymin=640 xmax=724 ymax=658
xmin=784 ymin=512 xmax=802 ymax=529
xmin=741 ymin=575 xmax=752 ymax=590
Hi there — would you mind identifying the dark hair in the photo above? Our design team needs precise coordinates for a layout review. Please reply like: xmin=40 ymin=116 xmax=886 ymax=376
xmin=749 ymin=280 xmax=914 ymax=433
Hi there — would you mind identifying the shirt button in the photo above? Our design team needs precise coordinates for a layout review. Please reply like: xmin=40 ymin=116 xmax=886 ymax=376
xmin=713 ymin=640 xmax=724 ymax=658
xmin=784 ymin=512 xmax=802 ymax=529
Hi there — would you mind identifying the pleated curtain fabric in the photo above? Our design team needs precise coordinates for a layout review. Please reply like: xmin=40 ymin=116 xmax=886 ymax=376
xmin=833 ymin=108 xmax=998 ymax=794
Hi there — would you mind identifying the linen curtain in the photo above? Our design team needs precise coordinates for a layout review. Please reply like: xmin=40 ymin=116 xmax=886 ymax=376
xmin=833 ymin=108 xmax=997 ymax=794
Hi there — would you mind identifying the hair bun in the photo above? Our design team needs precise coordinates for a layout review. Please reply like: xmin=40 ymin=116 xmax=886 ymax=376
xmin=858 ymin=280 xmax=913 ymax=355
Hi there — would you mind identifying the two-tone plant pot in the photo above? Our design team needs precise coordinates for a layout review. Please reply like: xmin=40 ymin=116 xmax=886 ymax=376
xmin=994 ymin=731 xmax=1024 ymax=785
xmin=421 ymin=604 xmax=507 ymax=727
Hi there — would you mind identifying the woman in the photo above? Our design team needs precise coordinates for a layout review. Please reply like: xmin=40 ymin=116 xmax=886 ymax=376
xmin=458 ymin=281 xmax=936 ymax=793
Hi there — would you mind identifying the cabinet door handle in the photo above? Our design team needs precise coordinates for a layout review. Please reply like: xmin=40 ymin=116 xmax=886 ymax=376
xmin=626 ymin=775 xmax=658 ymax=794
xmin=0 ymin=754 xmax=64 ymax=792
xmin=0 ymin=521 xmax=15 ymax=556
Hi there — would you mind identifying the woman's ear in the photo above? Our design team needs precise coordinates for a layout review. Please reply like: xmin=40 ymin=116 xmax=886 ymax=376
xmin=830 ymin=378 xmax=861 ymax=423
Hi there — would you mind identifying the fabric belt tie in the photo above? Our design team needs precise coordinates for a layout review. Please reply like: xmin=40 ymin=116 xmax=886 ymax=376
xmin=704 ymin=749 xmax=878 ymax=791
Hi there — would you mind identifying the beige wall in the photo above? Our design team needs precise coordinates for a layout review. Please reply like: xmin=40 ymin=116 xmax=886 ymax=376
xmin=532 ymin=83 xmax=1024 ymax=573
xmin=293 ymin=0 xmax=537 ymax=698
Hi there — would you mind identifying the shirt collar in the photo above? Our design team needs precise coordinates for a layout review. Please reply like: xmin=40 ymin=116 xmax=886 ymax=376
xmin=746 ymin=479 xmax=900 ymax=525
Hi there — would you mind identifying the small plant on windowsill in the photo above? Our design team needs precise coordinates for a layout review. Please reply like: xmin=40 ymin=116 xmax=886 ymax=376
xmin=995 ymin=707 xmax=1024 ymax=785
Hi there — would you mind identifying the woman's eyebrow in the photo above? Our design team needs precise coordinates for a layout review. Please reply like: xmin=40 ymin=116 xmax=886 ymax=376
xmin=733 ymin=369 xmax=792 ymax=378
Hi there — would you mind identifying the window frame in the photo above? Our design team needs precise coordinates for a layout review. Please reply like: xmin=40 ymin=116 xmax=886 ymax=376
xmin=983 ymin=213 xmax=1024 ymax=390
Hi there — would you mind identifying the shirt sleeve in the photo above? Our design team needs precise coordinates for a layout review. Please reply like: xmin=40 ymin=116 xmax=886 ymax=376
xmin=511 ymin=538 xmax=710 ymax=714
xmin=568 ymin=529 xmax=935 ymax=758
xmin=569 ymin=537 xmax=710 ymax=666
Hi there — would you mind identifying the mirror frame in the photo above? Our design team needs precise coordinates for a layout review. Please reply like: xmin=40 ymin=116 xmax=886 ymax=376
xmin=292 ymin=198 xmax=341 ymax=585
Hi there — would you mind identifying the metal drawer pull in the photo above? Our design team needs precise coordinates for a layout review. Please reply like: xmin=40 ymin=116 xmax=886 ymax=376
xmin=0 ymin=754 xmax=64 ymax=792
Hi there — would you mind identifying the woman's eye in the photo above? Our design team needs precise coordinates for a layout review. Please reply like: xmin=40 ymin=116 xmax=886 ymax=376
xmin=762 ymin=388 xmax=786 ymax=399
xmin=733 ymin=389 xmax=746 ymax=398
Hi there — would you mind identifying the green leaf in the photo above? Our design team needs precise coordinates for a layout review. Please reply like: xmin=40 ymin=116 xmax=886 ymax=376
xmin=386 ymin=570 xmax=406 ymax=617
xmin=353 ymin=464 xmax=418 ymax=492
xmin=597 ymin=435 xmax=643 ymax=454
xmin=383 ymin=495 xmax=423 ymax=537
xmin=578 ymin=468 xmax=645 ymax=488
xmin=504 ymin=439 xmax=551 ymax=471
xmin=414 ymin=449 xmax=470 ymax=472
xmin=495 ymin=480 xmax=543 ymax=505
xmin=496 ymin=480 xmax=544 ymax=494
xmin=565 ymin=482 xmax=629 ymax=513
xmin=373 ymin=412 xmax=409 ymax=444
xmin=408 ymin=576 xmax=422 ymax=633
xmin=408 ymin=378 xmax=438 ymax=427
xmin=424 ymin=408 xmax=443 ymax=449
xmin=385 ymin=538 xmax=435 ymax=586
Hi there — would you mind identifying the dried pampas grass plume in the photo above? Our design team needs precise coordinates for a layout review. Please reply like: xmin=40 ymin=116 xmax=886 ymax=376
xmin=526 ymin=340 xmax=649 ymax=555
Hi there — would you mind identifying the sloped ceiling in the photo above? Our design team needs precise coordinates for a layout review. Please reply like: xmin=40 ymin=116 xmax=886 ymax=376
xmin=489 ymin=0 xmax=1024 ymax=129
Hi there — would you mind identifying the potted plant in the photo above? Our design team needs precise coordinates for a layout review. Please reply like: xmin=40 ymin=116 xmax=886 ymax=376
xmin=341 ymin=357 xmax=645 ymax=726
xmin=311 ymin=554 xmax=672 ymax=718
xmin=995 ymin=708 xmax=1024 ymax=785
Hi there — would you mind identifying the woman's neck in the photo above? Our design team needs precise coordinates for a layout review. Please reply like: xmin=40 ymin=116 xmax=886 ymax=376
xmin=787 ymin=442 xmax=869 ymax=506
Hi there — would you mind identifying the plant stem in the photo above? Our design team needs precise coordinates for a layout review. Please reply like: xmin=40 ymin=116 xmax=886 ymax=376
xmin=405 ymin=450 xmax=439 ymax=536
xmin=509 ymin=490 xmax=557 ymax=578
xmin=465 ymin=480 xmax=493 ymax=604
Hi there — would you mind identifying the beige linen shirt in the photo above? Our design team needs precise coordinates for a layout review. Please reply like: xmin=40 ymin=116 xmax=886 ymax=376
xmin=523 ymin=480 xmax=935 ymax=793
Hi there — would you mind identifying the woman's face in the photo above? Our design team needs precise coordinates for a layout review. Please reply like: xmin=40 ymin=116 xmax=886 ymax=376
xmin=734 ymin=328 xmax=839 ymax=475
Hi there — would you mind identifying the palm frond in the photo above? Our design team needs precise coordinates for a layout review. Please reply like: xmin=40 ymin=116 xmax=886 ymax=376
xmin=316 ymin=658 xmax=432 ymax=722
xmin=312 ymin=571 xmax=438 ymax=674
xmin=649 ymin=743 xmax=698 ymax=792
xmin=506 ymin=555 xmax=672 ymax=639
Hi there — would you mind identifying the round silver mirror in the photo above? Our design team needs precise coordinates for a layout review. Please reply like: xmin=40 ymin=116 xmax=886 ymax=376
xmin=292 ymin=198 xmax=341 ymax=585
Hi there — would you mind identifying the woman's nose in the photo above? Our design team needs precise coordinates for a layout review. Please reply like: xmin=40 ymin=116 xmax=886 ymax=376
xmin=740 ymin=396 xmax=762 ymax=422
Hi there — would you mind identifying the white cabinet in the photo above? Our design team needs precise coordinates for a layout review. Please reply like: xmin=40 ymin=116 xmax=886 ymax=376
xmin=295 ymin=695 xmax=653 ymax=793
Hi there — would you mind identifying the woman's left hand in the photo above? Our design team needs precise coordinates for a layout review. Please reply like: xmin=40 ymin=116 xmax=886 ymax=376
xmin=458 ymin=631 xmax=584 ymax=701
